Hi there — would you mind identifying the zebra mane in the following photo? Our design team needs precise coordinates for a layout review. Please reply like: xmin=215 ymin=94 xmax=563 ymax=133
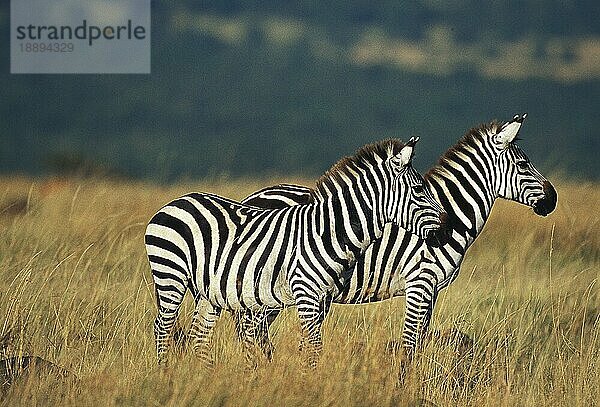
xmin=312 ymin=138 xmax=406 ymax=199
xmin=424 ymin=120 xmax=502 ymax=180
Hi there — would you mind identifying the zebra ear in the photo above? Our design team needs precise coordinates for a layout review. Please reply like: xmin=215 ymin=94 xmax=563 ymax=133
xmin=400 ymin=136 xmax=419 ymax=165
xmin=495 ymin=113 xmax=527 ymax=147
xmin=391 ymin=137 xmax=418 ymax=171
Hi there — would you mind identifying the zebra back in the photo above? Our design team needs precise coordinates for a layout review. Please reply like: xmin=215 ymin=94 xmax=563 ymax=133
xmin=243 ymin=184 xmax=312 ymax=209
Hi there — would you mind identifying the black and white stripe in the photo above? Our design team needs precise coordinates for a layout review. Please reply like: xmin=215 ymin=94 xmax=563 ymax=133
xmin=235 ymin=114 xmax=557 ymax=359
xmin=145 ymin=138 xmax=446 ymax=367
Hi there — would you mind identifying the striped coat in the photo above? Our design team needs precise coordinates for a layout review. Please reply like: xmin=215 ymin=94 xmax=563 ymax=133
xmin=145 ymin=138 xmax=447 ymax=367
xmin=235 ymin=115 xmax=557 ymax=359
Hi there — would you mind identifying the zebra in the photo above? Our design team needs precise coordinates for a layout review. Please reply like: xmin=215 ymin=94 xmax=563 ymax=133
xmin=145 ymin=137 xmax=448 ymax=368
xmin=232 ymin=114 xmax=557 ymax=361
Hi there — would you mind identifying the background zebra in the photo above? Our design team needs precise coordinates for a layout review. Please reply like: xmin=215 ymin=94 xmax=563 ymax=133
xmin=145 ymin=137 xmax=447 ymax=367
xmin=234 ymin=114 xmax=557 ymax=361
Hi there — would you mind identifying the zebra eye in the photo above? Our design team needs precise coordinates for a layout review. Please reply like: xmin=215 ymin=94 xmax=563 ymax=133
xmin=516 ymin=160 xmax=529 ymax=169
xmin=413 ymin=185 xmax=424 ymax=193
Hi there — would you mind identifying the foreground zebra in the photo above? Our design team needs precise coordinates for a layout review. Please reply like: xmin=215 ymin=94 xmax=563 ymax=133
xmin=145 ymin=137 xmax=447 ymax=367
xmin=232 ymin=114 xmax=557 ymax=361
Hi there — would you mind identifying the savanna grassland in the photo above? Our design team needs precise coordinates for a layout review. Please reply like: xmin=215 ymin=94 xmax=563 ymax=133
xmin=0 ymin=176 xmax=598 ymax=406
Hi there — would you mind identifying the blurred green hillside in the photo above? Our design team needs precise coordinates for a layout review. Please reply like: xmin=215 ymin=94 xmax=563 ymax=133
xmin=1 ymin=1 xmax=598 ymax=181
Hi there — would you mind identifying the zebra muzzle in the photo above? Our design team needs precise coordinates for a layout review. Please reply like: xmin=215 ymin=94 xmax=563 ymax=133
xmin=533 ymin=181 xmax=557 ymax=216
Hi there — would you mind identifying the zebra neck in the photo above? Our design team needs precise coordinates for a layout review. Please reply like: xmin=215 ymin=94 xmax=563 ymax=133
xmin=427 ymin=164 xmax=497 ymax=244
xmin=314 ymin=190 xmax=381 ymax=261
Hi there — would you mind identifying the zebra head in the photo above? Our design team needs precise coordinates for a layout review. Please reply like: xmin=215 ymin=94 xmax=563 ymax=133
xmin=493 ymin=114 xmax=557 ymax=216
xmin=387 ymin=137 xmax=448 ymax=244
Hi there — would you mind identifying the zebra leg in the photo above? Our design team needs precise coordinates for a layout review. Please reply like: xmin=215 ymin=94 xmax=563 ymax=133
xmin=296 ymin=292 xmax=332 ymax=369
xmin=259 ymin=309 xmax=279 ymax=360
xmin=235 ymin=309 xmax=279 ymax=359
xmin=237 ymin=308 xmax=279 ymax=368
xmin=402 ymin=278 xmax=439 ymax=359
xmin=233 ymin=310 xmax=245 ymax=342
xmin=188 ymin=298 xmax=222 ymax=369
xmin=254 ymin=308 xmax=279 ymax=361
xmin=153 ymin=286 xmax=187 ymax=367
xmin=241 ymin=310 xmax=263 ymax=370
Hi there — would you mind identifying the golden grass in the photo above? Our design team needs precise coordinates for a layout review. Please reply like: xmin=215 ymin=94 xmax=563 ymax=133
xmin=0 ymin=175 xmax=598 ymax=406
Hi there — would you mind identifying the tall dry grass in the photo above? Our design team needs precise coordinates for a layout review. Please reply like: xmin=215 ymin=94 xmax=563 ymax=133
xmin=0 ymin=175 xmax=598 ymax=406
